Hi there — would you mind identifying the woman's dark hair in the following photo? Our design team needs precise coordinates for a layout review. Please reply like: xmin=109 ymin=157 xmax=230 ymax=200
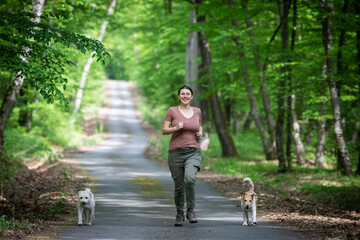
xmin=178 ymin=85 xmax=193 ymax=95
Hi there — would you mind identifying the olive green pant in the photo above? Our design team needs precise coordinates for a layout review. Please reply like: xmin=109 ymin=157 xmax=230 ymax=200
xmin=168 ymin=147 xmax=201 ymax=213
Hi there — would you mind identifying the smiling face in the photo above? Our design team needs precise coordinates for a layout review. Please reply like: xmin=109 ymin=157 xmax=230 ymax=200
xmin=178 ymin=88 xmax=193 ymax=105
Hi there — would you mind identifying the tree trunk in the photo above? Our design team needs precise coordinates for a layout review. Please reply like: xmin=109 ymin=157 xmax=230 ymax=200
xmin=196 ymin=0 xmax=237 ymax=157
xmin=185 ymin=4 xmax=210 ymax=150
xmin=198 ymin=82 xmax=211 ymax=150
xmin=242 ymin=0 xmax=277 ymax=160
xmin=286 ymin=95 xmax=292 ymax=170
xmin=229 ymin=0 xmax=272 ymax=159
xmin=315 ymin=63 xmax=328 ymax=168
xmin=243 ymin=112 xmax=252 ymax=131
xmin=164 ymin=0 xmax=172 ymax=14
xmin=288 ymin=0 xmax=305 ymax=166
xmin=73 ymin=0 xmax=117 ymax=114
xmin=315 ymin=100 xmax=327 ymax=167
xmin=185 ymin=8 xmax=200 ymax=107
xmin=18 ymin=84 xmax=35 ymax=132
xmin=276 ymin=0 xmax=291 ymax=172
xmin=320 ymin=0 xmax=352 ymax=175
xmin=0 ymin=0 xmax=46 ymax=147
xmin=336 ymin=0 xmax=349 ymax=95
xmin=291 ymin=94 xmax=305 ymax=165
xmin=355 ymin=0 xmax=360 ymax=175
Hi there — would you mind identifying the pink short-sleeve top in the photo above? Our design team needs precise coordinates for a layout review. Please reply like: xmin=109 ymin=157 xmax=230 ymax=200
xmin=164 ymin=106 xmax=202 ymax=151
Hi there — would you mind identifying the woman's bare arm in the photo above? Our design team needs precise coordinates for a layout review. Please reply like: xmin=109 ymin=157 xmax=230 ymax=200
xmin=162 ymin=120 xmax=183 ymax=135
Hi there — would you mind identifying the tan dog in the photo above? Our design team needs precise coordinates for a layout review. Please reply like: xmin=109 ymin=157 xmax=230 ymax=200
xmin=241 ymin=177 xmax=257 ymax=226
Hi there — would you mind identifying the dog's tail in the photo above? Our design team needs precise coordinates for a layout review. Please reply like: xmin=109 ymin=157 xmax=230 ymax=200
xmin=243 ymin=177 xmax=254 ymax=192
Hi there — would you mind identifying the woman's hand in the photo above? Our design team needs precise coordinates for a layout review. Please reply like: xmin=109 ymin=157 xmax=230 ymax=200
xmin=162 ymin=121 xmax=184 ymax=135
xmin=196 ymin=131 xmax=202 ymax=139
xmin=196 ymin=125 xmax=203 ymax=140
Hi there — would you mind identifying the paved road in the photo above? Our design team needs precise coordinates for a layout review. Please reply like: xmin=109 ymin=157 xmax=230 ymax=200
xmin=57 ymin=80 xmax=301 ymax=240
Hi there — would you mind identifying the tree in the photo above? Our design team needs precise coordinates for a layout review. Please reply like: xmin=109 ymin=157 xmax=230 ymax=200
xmin=185 ymin=1 xmax=211 ymax=150
xmin=242 ymin=0 xmax=277 ymax=160
xmin=288 ymin=0 xmax=305 ymax=167
xmin=73 ymin=0 xmax=117 ymax=114
xmin=228 ymin=0 xmax=273 ymax=159
xmin=276 ymin=0 xmax=291 ymax=172
xmin=354 ymin=0 xmax=360 ymax=175
xmin=319 ymin=0 xmax=352 ymax=175
xmin=196 ymin=0 xmax=238 ymax=157
xmin=0 ymin=0 xmax=46 ymax=147
xmin=0 ymin=5 xmax=110 ymax=147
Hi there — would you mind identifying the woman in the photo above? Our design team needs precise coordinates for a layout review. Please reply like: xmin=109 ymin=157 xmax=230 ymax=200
xmin=162 ymin=85 xmax=202 ymax=227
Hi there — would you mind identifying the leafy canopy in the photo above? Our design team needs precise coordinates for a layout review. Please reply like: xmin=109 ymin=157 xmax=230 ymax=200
xmin=0 ymin=12 xmax=111 ymax=107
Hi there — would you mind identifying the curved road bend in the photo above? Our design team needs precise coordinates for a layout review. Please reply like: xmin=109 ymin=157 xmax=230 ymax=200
xmin=57 ymin=80 xmax=301 ymax=240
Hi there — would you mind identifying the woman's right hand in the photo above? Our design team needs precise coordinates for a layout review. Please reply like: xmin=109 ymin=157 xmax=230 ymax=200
xmin=162 ymin=120 xmax=183 ymax=135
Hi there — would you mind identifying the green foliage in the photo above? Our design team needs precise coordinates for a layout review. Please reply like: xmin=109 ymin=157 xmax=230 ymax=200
xmin=0 ymin=11 xmax=110 ymax=106
xmin=0 ymin=215 xmax=31 ymax=235
xmin=43 ymin=203 xmax=62 ymax=219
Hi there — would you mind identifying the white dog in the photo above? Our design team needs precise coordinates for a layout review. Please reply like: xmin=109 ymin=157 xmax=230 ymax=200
xmin=241 ymin=177 xmax=257 ymax=226
xmin=77 ymin=188 xmax=95 ymax=226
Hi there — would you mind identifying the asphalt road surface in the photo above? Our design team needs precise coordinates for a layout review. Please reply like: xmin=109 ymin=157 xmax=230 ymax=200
xmin=57 ymin=80 xmax=301 ymax=240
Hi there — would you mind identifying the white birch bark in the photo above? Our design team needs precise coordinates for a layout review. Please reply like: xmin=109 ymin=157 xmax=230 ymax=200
xmin=320 ymin=0 xmax=352 ymax=175
xmin=73 ymin=0 xmax=117 ymax=114
xmin=315 ymin=63 xmax=328 ymax=167
xmin=290 ymin=94 xmax=305 ymax=164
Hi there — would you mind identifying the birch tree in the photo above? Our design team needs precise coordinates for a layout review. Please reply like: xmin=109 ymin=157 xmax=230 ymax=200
xmin=73 ymin=0 xmax=117 ymax=114
xmin=319 ymin=0 xmax=352 ymax=175
xmin=315 ymin=66 xmax=327 ymax=168
xmin=289 ymin=0 xmax=305 ymax=166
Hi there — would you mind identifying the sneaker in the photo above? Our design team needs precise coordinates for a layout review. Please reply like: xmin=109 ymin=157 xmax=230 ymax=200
xmin=175 ymin=212 xmax=184 ymax=227
xmin=186 ymin=208 xmax=198 ymax=223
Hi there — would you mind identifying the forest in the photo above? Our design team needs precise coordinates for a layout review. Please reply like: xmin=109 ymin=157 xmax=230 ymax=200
xmin=0 ymin=0 xmax=360 ymax=238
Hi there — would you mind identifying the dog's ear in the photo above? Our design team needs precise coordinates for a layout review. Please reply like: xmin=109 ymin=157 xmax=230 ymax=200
xmin=241 ymin=192 xmax=245 ymax=198
xmin=251 ymin=193 xmax=257 ymax=200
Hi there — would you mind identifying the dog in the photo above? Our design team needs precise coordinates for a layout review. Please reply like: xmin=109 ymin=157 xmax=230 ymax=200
xmin=241 ymin=177 xmax=257 ymax=226
xmin=77 ymin=188 xmax=95 ymax=226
